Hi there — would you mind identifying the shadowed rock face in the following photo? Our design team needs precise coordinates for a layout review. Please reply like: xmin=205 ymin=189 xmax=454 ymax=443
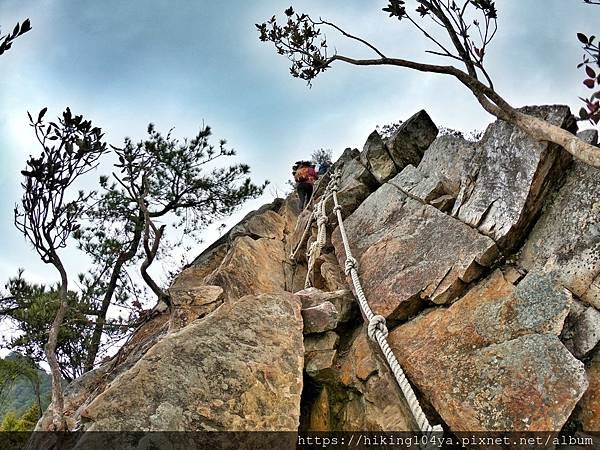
xmin=577 ymin=351 xmax=600 ymax=432
xmin=79 ymin=292 xmax=304 ymax=433
xmin=388 ymin=271 xmax=587 ymax=432
xmin=332 ymin=183 xmax=498 ymax=320
xmin=519 ymin=159 xmax=600 ymax=309
xmin=360 ymin=130 xmax=397 ymax=184
xmin=385 ymin=110 xmax=439 ymax=170
xmin=307 ymin=328 xmax=417 ymax=431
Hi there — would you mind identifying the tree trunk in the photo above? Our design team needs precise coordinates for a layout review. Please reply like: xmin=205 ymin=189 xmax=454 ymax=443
xmin=83 ymin=220 xmax=144 ymax=373
xmin=330 ymin=55 xmax=600 ymax=168
xmin=33 ymin=377 xmax=42 ymax=419
xmin=513 ymin=112 xmax=600 ymax=167
xmin=45 ymin=260 xmax=68 ymax=431
xmin=140 ymin=223 xmax=170 ymax=305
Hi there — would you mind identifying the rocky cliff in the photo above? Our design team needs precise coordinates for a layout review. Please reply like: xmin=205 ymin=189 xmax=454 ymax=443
xmin=36 ymin=106 xmax=600 ymax=443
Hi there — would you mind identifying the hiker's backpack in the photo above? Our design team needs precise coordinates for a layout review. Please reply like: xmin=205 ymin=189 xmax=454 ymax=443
xmin=294 ymin=165 xmax=311 ymax=182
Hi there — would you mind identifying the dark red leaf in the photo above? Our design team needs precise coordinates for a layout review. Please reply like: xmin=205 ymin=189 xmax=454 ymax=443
xmin=586 ymin=66 xmax=597 ymax=78
xmin=584 ymin=79 xmax=596 ymax=89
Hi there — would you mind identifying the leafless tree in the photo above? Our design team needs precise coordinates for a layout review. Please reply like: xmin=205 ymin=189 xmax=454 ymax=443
xmin=257 ymin=1 xmax=600 ymax=167
xmin=14 ymin=108 xmax=107 ymax=430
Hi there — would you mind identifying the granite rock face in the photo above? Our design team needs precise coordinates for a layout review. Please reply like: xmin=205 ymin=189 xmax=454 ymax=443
xmin=80 ymin=293 xmax=304 ymax=432
xmin=36 ymin=104 xmax=598 ymax=439
xmin=168 ymin=284 xmax=223 ymax=331
xmin=205 ymin=236 xmax=287 ymax=302
xmin=230 ymin=209 xmax=286 ymax=241
xmin=389 ymin=164 xmax=446 ymax=204
xmin=386 ymin=110 xmax=439 ymax=170
xmin=332 ymin=183 xmax=498 ymax=320
xmin=519 ymin=160 xmax=600 ymax=309
xmin=417 ymin=134 xmax=478 ymax=196
xmin=324 ymin=148 xmax=379 ymax=219
xmin=389 ymin=271 xmax=586 ymax=432
xmin=296 ymin=287 xmax=356 ymax=323
xmin=302 ymin=301 xmax=338 ymax=335
xmin=452 ymin=105 xmax=575 ymax=251
xmin=561 ymin=300 xmax=600 ymax=359
xmin=319 ymin=253 xmax=348 ymax=291
xmin=360 ymin=130 xmax=397 ymax=184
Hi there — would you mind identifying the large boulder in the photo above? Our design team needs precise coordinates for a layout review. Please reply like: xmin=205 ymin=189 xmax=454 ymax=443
xmin=389 ymin=164 xmax=446 ymax=204
xmin=183 ymin=243 xmax=229 ymax=283
xmin=230 ymin=209 xmax=286 ymax=241
xmin=360 ymin=130 xmax=397 ymax=184
xmin=301 ymin=301 xmax=338 ymax=335
xmin=561 ymin=299 xmax=600 ymax=359
xmin=205 ymin=236 xmax=287 ymax=302
xmin=332 ymin=183 xmax=498 ymax=320
xmin=417 ymin=134 xmax=478 ymax=196
xmin=296 ymin=287 xmax=356 ymax=323
xmin=452 ymin=105 xmax=575 ymax=251
xmin=388 ymin=270 xmax=587 ymax=432
xmin=79 ymin=292 xmax=304 ymax=432
xmin=385 ymin=110 xmax=438 ymax=169
xmin=319 ymin=253 xmax=347 ymax=292
xmin=519 ymin=159 xmax=600 ymax=309
xmin=324 ymin=148 xmax=379 ymax=219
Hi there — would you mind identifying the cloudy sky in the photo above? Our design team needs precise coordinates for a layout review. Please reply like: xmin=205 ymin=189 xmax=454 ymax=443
xmin=0 ymin=0 xmax=596 ymax=289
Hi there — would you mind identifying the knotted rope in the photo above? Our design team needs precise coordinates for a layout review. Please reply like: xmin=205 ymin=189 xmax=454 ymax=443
xmin=292 ymin=169 xmax=443 ymax=448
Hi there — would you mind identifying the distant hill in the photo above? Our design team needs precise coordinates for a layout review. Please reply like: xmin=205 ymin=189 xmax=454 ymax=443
xmin=0 ymin=353 xmax=51 ymax=421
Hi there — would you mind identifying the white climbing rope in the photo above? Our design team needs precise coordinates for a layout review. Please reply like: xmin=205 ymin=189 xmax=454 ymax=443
xmin=303 ymin=184 xmax=336 ymax=288
xmin=289 ymin=209 xmax=314 ymax=262
xmin=299 ymin=169 xmax=443 ymax=448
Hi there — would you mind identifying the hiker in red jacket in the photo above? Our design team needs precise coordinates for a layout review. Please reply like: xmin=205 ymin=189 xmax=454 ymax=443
xmin=292 ymin=161 xmax=318 ymax=210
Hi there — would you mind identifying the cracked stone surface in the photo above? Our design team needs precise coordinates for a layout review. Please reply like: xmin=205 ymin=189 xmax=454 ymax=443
xmin=307 ymin=327 xmax=417 ymax=431
xmin=79 ymin=292 xmax=304 ymax=432
xmin=388 ymin=270 xmax=587 ymax=432
xmin=360 ymin=130 xmax=397 ymax=184
xmin=332 ymin=182 xmax=498 ymax=320
xmin=168 ymin=285 xmax=224 ymax=331
xmin=519 ymin=159 xmax=600 ymax=309
xmin=385 ymin=109 xmax=438 ymax=170
xmin=205 ymin=236 xmax=287 ymax=302
xmin=452 ymin=105 xmax=574 ymax=251
xmin=296 ymin=287 xmax=356 ymax=323
xmin=577 ymin=350 xmax=600 ymax=432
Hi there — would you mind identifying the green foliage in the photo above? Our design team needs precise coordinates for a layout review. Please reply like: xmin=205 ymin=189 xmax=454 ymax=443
xmin=257 ymin=2 xmax=498 ymax=84
xmin=0 ymin=404 xmax=42 ymax=431
xmin=311 ymin=148 xmax=332 ymax=166
xmin=15 ymin=107 xmax=108 ymax=265
xmin=0 ymin=411 xmax=19 ymax=431
xmin=15 ymin=403 xmax=40 ymax=430
xmin=86 ymin=123 xmax=268 ymax=303
xmin=2 ymin=272 xmax=95 ymax=380
xmin=11 ymin=108 xmax=267 ymax=378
